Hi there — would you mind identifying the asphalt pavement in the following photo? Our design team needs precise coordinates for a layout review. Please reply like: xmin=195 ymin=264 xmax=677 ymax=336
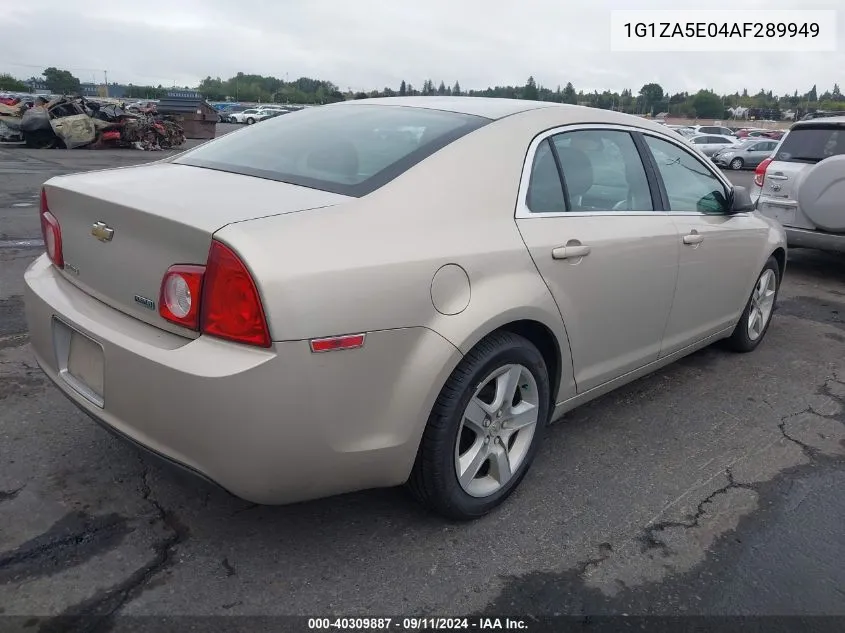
xmin=1 ymin=128 xmax=844 ymax=627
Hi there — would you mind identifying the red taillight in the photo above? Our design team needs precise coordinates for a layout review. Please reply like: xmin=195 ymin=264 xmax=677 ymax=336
xmin=200 ymin=240 xmax=271 ymax=348
xmin=159 ymin=265 xmax=205 ymax=329
xmin=754 ymin=158 xmax=772 ymax=187
xmin=39 ymin=188 xmax=63 ymax=268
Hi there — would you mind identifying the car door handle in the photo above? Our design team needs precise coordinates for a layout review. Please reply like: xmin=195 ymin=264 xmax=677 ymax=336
xmin=552 ymin=244 xmax=591 ymax=259
xmin=768 ymin=174 xmax=788 ymax=180
xmin=683 ymin=233 xmax=704 ymax=245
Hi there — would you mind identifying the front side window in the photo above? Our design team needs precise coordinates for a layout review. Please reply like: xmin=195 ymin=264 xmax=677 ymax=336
xmin=550 ymin=130 xmax=654 ymax=211
xmin=175 ymin=104 xmax=489 ymax=196
xmin=644 ymin=136 xmax=730 ymax=214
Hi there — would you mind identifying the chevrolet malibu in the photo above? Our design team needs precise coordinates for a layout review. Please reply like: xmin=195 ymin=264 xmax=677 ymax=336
xmin=24 ymin=97 xmax=786 ymax=520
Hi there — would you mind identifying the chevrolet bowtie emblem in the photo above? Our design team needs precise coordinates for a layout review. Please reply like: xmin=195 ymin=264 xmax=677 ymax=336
xmin=91 ymin=221 xmax=114 ymax=242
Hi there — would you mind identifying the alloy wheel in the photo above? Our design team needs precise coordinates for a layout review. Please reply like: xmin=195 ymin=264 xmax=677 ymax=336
xmin=747 ymin=269 xmax=777 ymax=341
xmin=454 ymin=364 xmax=539 ymax=498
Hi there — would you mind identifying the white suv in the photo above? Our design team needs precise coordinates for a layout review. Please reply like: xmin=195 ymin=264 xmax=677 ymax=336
xmin=754 ymin=117 xmax=845 ymax=253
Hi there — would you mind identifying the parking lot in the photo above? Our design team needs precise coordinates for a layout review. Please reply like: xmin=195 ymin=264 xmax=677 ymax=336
xmin=1 ymin=124 xmax=844 ymax=621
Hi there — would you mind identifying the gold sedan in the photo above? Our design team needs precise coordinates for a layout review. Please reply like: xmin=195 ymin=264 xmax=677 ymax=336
xmin=24 ymin=97 xmax=786 ymax=519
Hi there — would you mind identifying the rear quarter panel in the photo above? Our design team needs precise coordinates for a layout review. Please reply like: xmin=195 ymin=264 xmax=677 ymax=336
xmin=215 ymin=108 xmax=581 ymax=402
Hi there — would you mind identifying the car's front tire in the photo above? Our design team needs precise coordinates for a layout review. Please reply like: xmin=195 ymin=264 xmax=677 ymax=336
xmin=408 ymin=331 xmax=550 ymax=520
xmin=725 ymin=256 xmax=780 ymax=353
xmin=246 ymin=117 xmax=255 ymax=125
xmin=730 ymin=157 xmax=744 ymax=170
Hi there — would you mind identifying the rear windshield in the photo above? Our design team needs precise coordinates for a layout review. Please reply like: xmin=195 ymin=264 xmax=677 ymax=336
xmin=775 ymin=126 xmax=845 ymax=164
xmin=175 ymin=104 xmax=489 ymax=196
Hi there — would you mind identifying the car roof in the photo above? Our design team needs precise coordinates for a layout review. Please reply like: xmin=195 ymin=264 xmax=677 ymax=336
xmin=791 ymin=116 xmax=845 ymax=128
xmin=333 ymin=96 xmax=574 ymax=120
xmin=331 ymin=96 xmax=689 ymax=136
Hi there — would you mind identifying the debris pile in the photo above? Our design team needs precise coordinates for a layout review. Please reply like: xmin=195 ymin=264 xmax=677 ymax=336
xmin=0 ymin=95 xmax=186 ymax=150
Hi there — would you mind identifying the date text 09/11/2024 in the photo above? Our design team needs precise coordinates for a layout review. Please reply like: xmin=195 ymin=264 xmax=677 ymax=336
xmin=307 ymin=617 xmax=528 ymax=630
xmin=622 ymin=21 xmax=820 ymax=38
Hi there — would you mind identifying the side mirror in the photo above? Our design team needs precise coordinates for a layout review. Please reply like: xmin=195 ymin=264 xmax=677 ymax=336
xmin=731 ymin=186 xmax=754 ymax=212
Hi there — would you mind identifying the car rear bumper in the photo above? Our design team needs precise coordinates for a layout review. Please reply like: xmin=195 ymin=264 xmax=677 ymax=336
xmin=783 ymin=227 xmax=845 ymax=253
xmin=24 ymin=255 xmax=461 ymax=504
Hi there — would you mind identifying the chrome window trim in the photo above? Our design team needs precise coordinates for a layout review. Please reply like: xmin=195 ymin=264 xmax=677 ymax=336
xmin=515 ymin=123 xmax=735 ymax=219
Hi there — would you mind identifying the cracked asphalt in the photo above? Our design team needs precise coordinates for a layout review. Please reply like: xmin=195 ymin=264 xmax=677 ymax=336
xmin=1 ymin=132 xmax=844 ymax=629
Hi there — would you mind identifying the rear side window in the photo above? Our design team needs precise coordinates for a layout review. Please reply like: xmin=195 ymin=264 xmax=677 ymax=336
xmin=551 ymin=130 xmax=654 ymax=211
xmin=775 ymin=126 xmax=845 ymax=164
xmin=175 ymin=105 xmax=489 ymax=196
xmin=526 ymin=140 xmax=566 ymax=213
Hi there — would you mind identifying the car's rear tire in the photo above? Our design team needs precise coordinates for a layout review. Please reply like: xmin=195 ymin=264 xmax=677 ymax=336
xmin=408 ymin=331 xmax=551 ymax=520
xmin=730 ymin=157 xmax=744 ymax=170
xmin=246 ymin=117 xmax=255 ymax=125
xmin=725 ymin=256 xmax=780 ymax=353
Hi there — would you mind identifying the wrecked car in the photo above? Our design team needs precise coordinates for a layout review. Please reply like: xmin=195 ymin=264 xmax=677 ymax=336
xmin=0 ymin=95 xmax=185 ymax=150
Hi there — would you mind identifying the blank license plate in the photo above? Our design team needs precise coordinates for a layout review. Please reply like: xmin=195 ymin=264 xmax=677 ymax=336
xmin=68 ymin=331 xmax=104 ymax=397
xmin=54 ymin=318 xmax=105 ymax=407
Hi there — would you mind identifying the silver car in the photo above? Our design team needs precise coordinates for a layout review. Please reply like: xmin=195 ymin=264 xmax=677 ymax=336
xmin=713 ymin=139 xmax=780 ymax=170
xmin=755 ymin=117 xmax=845 ymax=253
xmin=24 ymin=97 xmax=786 ymax=519
xmin=688 ymin=134 xmax=741 ymax=157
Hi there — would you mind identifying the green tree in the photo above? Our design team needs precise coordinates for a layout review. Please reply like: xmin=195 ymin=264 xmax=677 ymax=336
xmin=639 ymin=83 xmax=664 ymax=114
xmin=437 ymin=81 xmax=447 ymax=95
xmin=523 ymin=76 xmax=539 ymax=100
xmin=833 ymin=83 xmax=842 ymax=101
xmin=691 ymin=89 xmax=724 ymax=118
xmin=198 ymin=76 xmax=226 ymax=101
xmin=562 ymin=82 xmax=577 ymax=104
xmin=42 ymin=67 xmax=81 ymax=94
xmin=0 ymin=73 xmax=28 ymax=91
xmin=399 ymin=80 xmax=406 ymax=96
xmin=452 ymin=81 xmax=461 ymax=96
xmin=807 ymin=84 xmax=818 ymax=102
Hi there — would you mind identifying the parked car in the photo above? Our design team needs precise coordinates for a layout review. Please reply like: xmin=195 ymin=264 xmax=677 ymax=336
xmin=228 ymin=108 xmax=273 ymax=125
xmin=713 ymin=138 xmax=780 ymax=170
xmin=688 ymin=133 xmax=742 ymax=157
xmin=260 ymin=109 xmax=290 ymax=120
xmin=691 ymin=125 xmax=736 ymax=137
xmin=216 ymin=104 xmax=246 ymax=122
xmin=755 ymin=117 xmax=845 ymax=253
xmin=667 ymin=125 xmax=696 ymax=138
xmin=25 ymin=98 xmax=785 ymax=519
xmin=738 ymin=129 xmax=784 ymax=140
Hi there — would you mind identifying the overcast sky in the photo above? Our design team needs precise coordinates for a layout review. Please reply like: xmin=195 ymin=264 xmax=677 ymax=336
xmin=1 ymin=0 xmax=842 ymax=96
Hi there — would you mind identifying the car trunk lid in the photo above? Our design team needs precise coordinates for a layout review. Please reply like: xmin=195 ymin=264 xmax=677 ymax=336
xmin=44 ymin=162 xmax=350 ymax=337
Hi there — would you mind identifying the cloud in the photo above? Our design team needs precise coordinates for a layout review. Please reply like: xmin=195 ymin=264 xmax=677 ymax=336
xmin=2 ymin=0 xmax=842 ymax=95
